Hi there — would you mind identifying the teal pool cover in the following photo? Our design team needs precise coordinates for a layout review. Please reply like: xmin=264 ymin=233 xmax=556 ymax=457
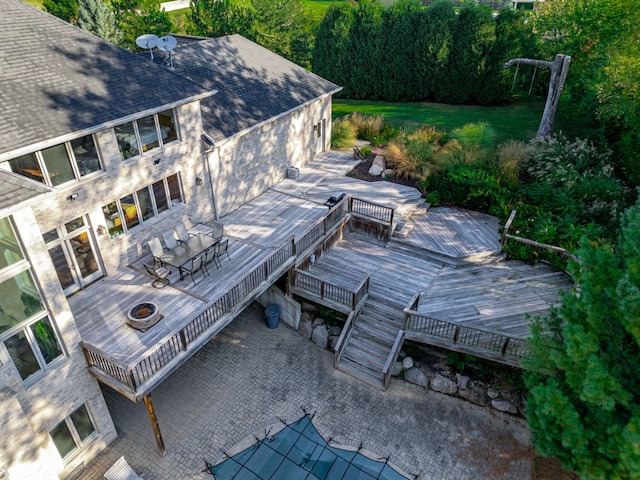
xmin=206 ymin=415 xmax=411 ymax=480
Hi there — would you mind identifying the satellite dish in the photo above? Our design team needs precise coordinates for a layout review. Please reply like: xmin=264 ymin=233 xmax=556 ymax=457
xmin=157 ymin=35 xmax=177 ymax=68
xmin=136 ymin=34 xmax=159 ymax=60
xmin=157 ymin=35 xmax=177 ymax=52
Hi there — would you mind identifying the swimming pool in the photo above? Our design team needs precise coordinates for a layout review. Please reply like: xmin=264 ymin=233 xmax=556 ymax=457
xmin=206 ymin=415 xmax=411 ymax=480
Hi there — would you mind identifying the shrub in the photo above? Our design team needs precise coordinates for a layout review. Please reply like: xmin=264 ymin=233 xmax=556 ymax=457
xmin=384 ymin=142 xmax=428 ymax=180
xmin=497 ymin=140 xmax=527 ymax=188
xmin=331 ymin=118 xmax=357 ymax=149
xmin=383 ymin=126 xmax=453 ymax=181
xmin=349 ymin=113 xmax=383 ymax=141
xmin=523 ymin=135 xmax=628 ymax=236
xmin=450 ymin=121 xmax=497 ymax=149
xmin=360 ymin=145 xmax=372 ymax=157
xmin=431 ymin=163 xmax=506 ymax=212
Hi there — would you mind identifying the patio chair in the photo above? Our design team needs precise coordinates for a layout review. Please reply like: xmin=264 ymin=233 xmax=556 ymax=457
xmin=174 ymin=222 xmax=190 ymax=244
xmin=213 ymin=238 xmax=230 ymax=265
xmin=104 ymin=456 xmax=144 ymax=480
xmin=203 ymin=242 xmax=219 ymax=268
xmin=143 ymin=263 xmax=170 ymax=288
xmin=181 ymin=254 xmax=207 ymax=285
xmin=162 ymin=231 xmax=179 ymax=250
xmin=147 ymin=237 xmax=165 ymax=267
xmin=210 ymin=221 xmax=224 ymax=241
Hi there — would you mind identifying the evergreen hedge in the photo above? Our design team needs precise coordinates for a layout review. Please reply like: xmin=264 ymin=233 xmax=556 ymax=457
xmin=312 ymin=1 xmax=536 ymax=105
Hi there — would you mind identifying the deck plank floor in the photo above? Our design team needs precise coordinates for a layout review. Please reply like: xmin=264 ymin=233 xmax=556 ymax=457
xmin=400 ymin=207 xmax=502 ymax=258
xmin=70 ymin=150 xmax=573 ymax=372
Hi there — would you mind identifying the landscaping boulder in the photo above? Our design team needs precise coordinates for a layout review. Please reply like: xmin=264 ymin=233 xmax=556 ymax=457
xmin=391 ymin=361 xmax=403 ymax=376
xmin=402 ymin=357 xmax=414 ymax=370
xmin=328 ymin=325 xmax=342 ymax=336
xmin=301 ymin=303 xmax=316 ymax=313
xmin=368 ymin=164 xmax=384 ymax=176
xmin=312 ymin=317 xmax=325 ymax=329
xmin=405 ymin=367 xmax=429 ymax=387
xmin=458 ymin=385 xmax=489 ymax=406
xmin=457 ymin=375 xmax=471 ymax=390
xmin=492 ymin=399 xmax=518 ymax=414
xmin=382 ymin=168 xmax=394 ymax=178
xmin=487 ymin=388 xmax=500 ymax=399
xmin=298 ymin=320 xmax=313 ymax=340
xmin=329 ymin=335 xmax=340 ymax=351
xmin=430 ymin=374 xmax=458 ymax=395
xmin=311 ymin=325 xmax=329 ymax=349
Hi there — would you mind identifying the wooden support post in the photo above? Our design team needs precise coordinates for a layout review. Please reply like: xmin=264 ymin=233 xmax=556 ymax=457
xmin=505 ymin=54 xmax=571 ymax=138
xmin=143 ymin=394 xmax=166 ymax=456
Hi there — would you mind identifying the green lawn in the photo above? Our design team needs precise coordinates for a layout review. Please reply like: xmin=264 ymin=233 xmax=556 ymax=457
xmin=332 ymin=98 xmax=546 ymax=143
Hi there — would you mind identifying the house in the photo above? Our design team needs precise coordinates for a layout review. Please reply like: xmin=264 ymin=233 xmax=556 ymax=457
xmin=0 ymin=1 xmax=340 ymax=478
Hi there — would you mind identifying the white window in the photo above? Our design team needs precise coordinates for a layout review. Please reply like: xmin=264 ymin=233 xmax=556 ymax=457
xmin=115 ymin=109 xmax=179 ymax=160
xmin=101 ymin=173 xmax=183 ymax=237
xmin=0 ymin=217 xmax=64 ymax=382
xmin=49 ymin=404 xmax=96 ymax=459
xmin=7 ymin=134 xmax=102 ymax=186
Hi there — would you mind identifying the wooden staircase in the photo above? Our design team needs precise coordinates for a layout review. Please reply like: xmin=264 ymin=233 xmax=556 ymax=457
xmin=336 ymin=298 xmax=404 ymax=390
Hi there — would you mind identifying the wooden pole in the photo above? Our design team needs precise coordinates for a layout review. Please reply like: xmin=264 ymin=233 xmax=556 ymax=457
xmin=505 ymin=54 xmax=571 ymax=138
xmin=143 ymin=394 xmax=166 ymax=455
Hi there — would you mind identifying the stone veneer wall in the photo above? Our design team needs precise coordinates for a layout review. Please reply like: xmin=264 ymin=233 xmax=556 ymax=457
xmin=209 ymin=96 xmax=333 ymax=216
xmin=0 ymin=207 xmax=117 ymax=480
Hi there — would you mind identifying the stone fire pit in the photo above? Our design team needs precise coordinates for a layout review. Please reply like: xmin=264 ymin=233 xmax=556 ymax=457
xmin=126 ymin=302 xmax=161 ymax=331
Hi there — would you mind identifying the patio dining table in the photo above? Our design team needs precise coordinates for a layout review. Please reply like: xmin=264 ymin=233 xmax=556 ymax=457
xmin=159 ymin=233 xmax=217 ymax=280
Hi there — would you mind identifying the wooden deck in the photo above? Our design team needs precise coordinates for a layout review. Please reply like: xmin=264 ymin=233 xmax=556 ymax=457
xmin=415 ymin=261 xmax=574 ymax=338
xmin=69 ymin=149 xmax=574 ymax=400
xmin=392 ymin=207 xmax=503 ymax=260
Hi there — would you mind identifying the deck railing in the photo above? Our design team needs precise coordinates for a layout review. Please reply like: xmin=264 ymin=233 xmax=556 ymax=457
xmin=382 ymin=330 xmax=405 ymax=390
xmin=501 ymin=210 xmax=579 ymax=265
xmin=83 ymin=238 xmax=297 ymax=397
xmin=350 ymin=197 xmax=394 ymax=225
xmin=83 ymin=196 xmax=393 ymax=397
xmin=291 ymin=269 xmax=369 ymax=310
xmin=403 ymin=293 xmax=529 ymax=362
xmin=334 ymin=309 xmax=358 ymax=369
xmin=294 ymin=197 xmax=349 ymax=255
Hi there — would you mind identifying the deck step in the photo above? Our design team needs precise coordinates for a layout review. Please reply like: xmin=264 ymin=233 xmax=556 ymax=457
xmin=386 ymin=238 xmax=505 ymax=268
xmin=335 ymin=293 xmax=406 ymax=390
xmin=336 ymin=357 xmax=385 ymax=389
xmin=356 ymin=316 xmax=400 ymax=341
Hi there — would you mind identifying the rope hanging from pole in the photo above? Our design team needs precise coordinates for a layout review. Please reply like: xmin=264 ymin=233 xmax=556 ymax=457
xmin=528 ymin=65 xmax=538 ymax=95
xmin=510 ymin=63 xmax=520 ymax=93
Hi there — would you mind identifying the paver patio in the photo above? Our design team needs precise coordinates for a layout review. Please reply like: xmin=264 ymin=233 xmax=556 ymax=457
xmin=74 ymin=303 xmax=533 ymax=480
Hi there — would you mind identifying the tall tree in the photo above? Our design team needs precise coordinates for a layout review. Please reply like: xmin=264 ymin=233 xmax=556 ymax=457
xmin=439 ymin=4 xmax=496 ymax=104
xmin=78 ymin=0 xmax=123 ymax=45
xmin=251 ymin=0 xmax=308 ymax=61
xmin=44 ymin=0 xmax=79 ymax=24
xmin=524 ymin=198 xmax=640 ymax=479
xmin=529 ymin=0 xmax=640 ymax=148
xmin=347 ymin=1 xmax=384 ymax=99
xmin=380 ymin=0 xmax=421 ymax=101
xmin=188 ymin=0 xmax=255 ymax=39
xmin=414 ymin=0 xmax=457 ymax=101
xmin=111 ymin=0 xmax=172 ymax=50
xmin=312 ymin=3 xmax=356 ymax=93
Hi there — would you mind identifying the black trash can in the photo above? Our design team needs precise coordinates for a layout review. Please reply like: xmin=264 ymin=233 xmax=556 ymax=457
xmin=265 ymin=305 xmax=280 ymax=329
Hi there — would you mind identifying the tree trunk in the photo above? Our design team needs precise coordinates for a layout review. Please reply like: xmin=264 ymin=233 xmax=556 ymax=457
xmin=505 ymin=54 xmax=571 ymax=138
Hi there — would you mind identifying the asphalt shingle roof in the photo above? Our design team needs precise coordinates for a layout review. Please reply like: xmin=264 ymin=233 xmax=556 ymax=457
xmin=165 ymin=35 xmax=342 ymax=141
xmin=0 ymin=0 xmax=214 ymax=157
xmin=0 ymin=169 xmax=52 ymax=217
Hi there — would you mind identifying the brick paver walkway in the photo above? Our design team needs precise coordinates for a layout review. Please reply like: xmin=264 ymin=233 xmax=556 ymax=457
xmin=75 ymin=303 xmax=533 ymax=480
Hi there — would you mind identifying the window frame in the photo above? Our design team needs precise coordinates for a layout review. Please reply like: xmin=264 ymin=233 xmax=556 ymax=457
xmin=101 ymin=173 xmax=184 ymax=237
xmin=0 ymin=218 xmax=65 ymax=383
xmin=116 ymin=109 xmax=179 ymax=161
xmin=49 ymin=404 xmax=97 ymax=461
xmin=6 ymin=135 xmax=102 ymax=187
